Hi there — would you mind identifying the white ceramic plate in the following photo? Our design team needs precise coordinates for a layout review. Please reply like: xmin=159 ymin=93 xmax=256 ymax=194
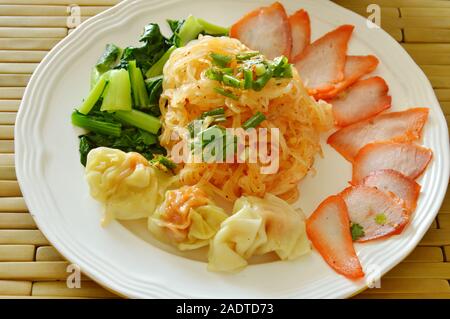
xmin=15 ymin=0 xmax=450 ymax=298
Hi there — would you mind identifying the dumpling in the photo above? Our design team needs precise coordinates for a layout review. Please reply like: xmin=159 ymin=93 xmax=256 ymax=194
xmin=148 ymin=185 xmax=228 ymax=250
xmin=85 ymin=147 xmax=177 ymax=224
xmin=208 ymin=194 xmax=310 ymax=272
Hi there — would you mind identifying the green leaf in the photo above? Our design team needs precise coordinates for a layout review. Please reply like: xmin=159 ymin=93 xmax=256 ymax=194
xmin=350 ymin=223 xmax=365 ymax=241
xmin=95 ymin=44 xmax=121 ymax=73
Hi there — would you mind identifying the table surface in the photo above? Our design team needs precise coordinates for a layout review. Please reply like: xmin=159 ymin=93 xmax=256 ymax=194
xmin=0 ymin=0 xmax=449 ymax=299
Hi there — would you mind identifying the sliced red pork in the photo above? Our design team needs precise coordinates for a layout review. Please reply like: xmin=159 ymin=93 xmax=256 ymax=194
xmin=339 ymin=185 xmax=409 ymax=242
xmin=230 ymin=2 xmax=292 ymax=59
xmin=331 ymin=76 xmax=392 ymax=127
xmin=328 ymin=108 xmax=429 ymax=162
xmin=306 ymin=195 xmax=364 ymax=279
xmin=289 ymin=9 xmax=310 ymax=61
xmin=352 ymin=142 xmax=433 ymax=184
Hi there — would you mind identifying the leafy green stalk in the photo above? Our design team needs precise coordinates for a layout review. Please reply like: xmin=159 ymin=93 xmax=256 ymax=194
xmin=145 ymin=75 xmax=163 ymax=116
xmin=96 ymin=44 xmax=121 ymax=73
xmin=101 ymin=69 xmax=132 ymax=112
xmin=150 ymin=155 xmax=177 ymax=170
xmin=71 ymin=111 xmax=121 ymax=137
xmin=177 ymin=15 xmax=204 ymax=47
xmin=114 ymin=109 xmax=161 ymax=134
xmin=128 ymin=60 xmax=150 ymax=109
xmin=78 ymin=75 xmax=108 ymax=115
xmin=214 ymin=87 xmax=238 ymax=100
xmin=145 ymin=45 xmax=176 ymax=78
xmin=196 ymin=18 xmax=229 ymax=35
xmin=210 ymin=53 xmax=232 ymax=68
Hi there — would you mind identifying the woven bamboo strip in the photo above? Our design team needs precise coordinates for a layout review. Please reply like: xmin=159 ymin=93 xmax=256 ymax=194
xmin=35 ymin=246 xmax=64 ymax=261
xmin=0 ymin=141 xmax=14 ymax=153
xmin=0 ymin=50 xmax=48 ymax=63
xmin=79 ymin=6 xmax=111 ymax=16
xmin=0 ymin=5 xmax=68 ymax=16
xmin=0 ymin=112 xmax=16 ymax=125
xmin=405 ymin=28 xmax=450 ymax=43
xmin=0 ymin=213 xmax=35 ymax=229
xmin=0 ymin=245 xmax=34 ymax=261
xmin=0 ymin=38 xmax=60 ymax=50
xmin=0 ymin=230 xmax=48 ymax=245
xmin=0 ymin=16 xmax=69 ymax=28
xmin=0 ymin=166 xmax=15 ymax=179
xmin=0 ymin=154 xmax=14 ymax=166
xmin=436 ymin=89 xmax=450 ymax=101
xmin=402 ymin=43 xmax=450 ymax=65
xmin=362 ymin=278 xmax=450 ymax=294
xmin=442 ymin=102 xmax=450 ymax=115
xmin=0 ymin=87 xmax=24 ymax=99
xmin=421 ymin=65 xmax=450 ymax=76
xmin=0 ymin=100 xmax=20 ymax=111
xmin=354 ymin=292 xmax=450 ymax=299
xmin=444 ymin=246 xmax=449 ymax=261
xmin=0 ymin=27 xmax=66 ymax=38
xmin=401 ymin=7 xmax=450 ymax=17
xmin=420 ymin=230 xmax=450 ymax=246
xmin=32 ymin=281 xmax=118 ymax=298
xmin=385 ymin=262 xmax=450 ymax=278
xmin=0 ymin=181 xmax=21 ymax=197
xmin=384 ymin=27 xmax=403 ymax=42
xmin=404 ymin=247 xmax=443 ymax=262
xmin=442 ymin=193 xmax=450 ymax=211
xmin=438 ymin=214 xmax=450 ymax=228
xmin=0 ymin=261 xmax=69 ymax=280
xmin=334 ymin=0 xmax=450 ymax=8
xmin=0 ymin=280 xmax=31 ymax=296
xmin=430 ymin=76 xmax=450 ymax=89
xmin=0 ymin=74 xmax=30 ymax=87
xmin=383 ymin=17 xmax=450 ymax=29
xmin=0 ymin=63 xmax=37 ymax=74
xmin=0 ymin=126 xmax=14 ymax=139
xmin=0 ymin=198 xmax=27 ymax=212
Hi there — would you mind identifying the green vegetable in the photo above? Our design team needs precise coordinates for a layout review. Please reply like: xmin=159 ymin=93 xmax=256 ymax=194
xmin=350 ymin=223 xmax=365 ymax=241
xmin=71 ymin=110 xmax=122 ymax=137
xmin=101 ymin=69 xmax=132 ymax=112
xmin=222 ymin=68 xmax=233 ymax=75
xmin=214 ymin=87 xmax=238 ymax=100
xmin=128 ymin=60 xmax=150 ymax=109
xmin=375 ymin=213 xmax=387 ymax=225
xmin=177 ymin=15 xmax=204 ymax=47
xmin=78 ymin=75 xmax=108 ymax=115
xmin=242 ymin=111 xmax=266 ymax=130
xmin=254 ymin=63 xmax=266 ymax=76
xmin=150 ymin=155 xmax=177 ymax=170
xmin=145 ymin=75 xmax=163 ymax=116
xmin=243 ymin=68 xmax=253 ymax=89
xmin=205 ymin=68 xmax=224 ymax=81
xmin=95 ymin=44 xmax=121 ymax=73
xmin=119 ymin=23 xmax=170 ymax=73
xmin=114 ymin=109 xmax=161 ymax=134
xmin=222 ymin=74 xmax=241 ymax=88
xmin=270 ymin=56 xmax=293 ymax=78
xmin=145 ymin=45 xmax=176 ymax=78
xmin=201 ymin=107 xmax=225 ymax=119
xmin=196 ymin=18 xmax=229 ymax=35
xmin=90 ymin=67 xmax=101 ymax=89
xmin=236 ymin=51 xmax=260 ymax=61
xmin=252 ymin=67 xmax=273 ymax=91
xmin=210 ymin=53 xmax=232 ymax=68
xmin=78 ymin=128 xmax=163 ymax=166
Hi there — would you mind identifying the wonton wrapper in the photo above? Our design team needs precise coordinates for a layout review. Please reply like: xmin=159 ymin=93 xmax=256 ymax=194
xmin=208 ymin=194 xmax=311 ymax=272
xmin=85 ymin=147 xmax=177 ymax=224
xmin=148 ymin=186 xmax=228 ymax=251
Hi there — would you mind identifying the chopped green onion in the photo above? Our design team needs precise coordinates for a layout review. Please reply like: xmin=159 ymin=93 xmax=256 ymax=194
xmin=222 ymin=68 xmax=233 ymax=75
xmin=71 ymin=111 xmax=121 ymax=137
xmin=210 ymin=52 xmax=232 ymax=68
xmin=243 ymin=68 xmax=253 ymax=89
xmin=254 ymin=63 xmax=266 ymax=76
xmin=236 ymin=51 xmax=260 ymax=61
xmin=151 ymin=155 xmax=177 ymax=170
xmin=214 ymin=87 xmax=238 ymax=100
xmin=243 ymin=111 xmax=266 ymax=130
xmin=205 ymin=68 xmax=223 ymax=81
xmin=252 ymin=67 xmax=273 ymax=91
xmin=78 ymin=75 xmax=108 ymax=115
xmin=113 ymin=109 xmax=161 ymax=134
xmin=201 ymin=107 xmax=225 ymax=118
xmin=222 ymin=74 xmax=241 ymax=88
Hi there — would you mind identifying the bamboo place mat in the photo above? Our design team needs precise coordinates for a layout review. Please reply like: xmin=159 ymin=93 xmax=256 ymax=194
xmin=0 ymin=0 xmax=448 ymax=299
